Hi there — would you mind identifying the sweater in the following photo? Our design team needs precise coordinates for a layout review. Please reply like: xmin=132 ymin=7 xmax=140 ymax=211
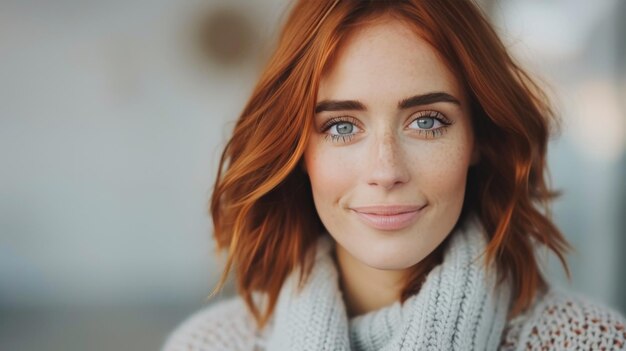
xmin=163 ymin=218 xmax=626 ymax=350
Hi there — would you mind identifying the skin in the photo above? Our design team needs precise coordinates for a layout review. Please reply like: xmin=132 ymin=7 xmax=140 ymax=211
xmin=303 ymin=16 xmax=478 ymax=317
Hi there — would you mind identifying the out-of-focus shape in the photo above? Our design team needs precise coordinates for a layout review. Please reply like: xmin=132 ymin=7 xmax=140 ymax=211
xmin=195 ymin=6 xmax=256 ymax=67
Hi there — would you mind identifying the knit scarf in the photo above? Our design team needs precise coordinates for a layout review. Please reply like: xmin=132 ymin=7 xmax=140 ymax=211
xmin=263 ymin=216 xmax=513 ymax=351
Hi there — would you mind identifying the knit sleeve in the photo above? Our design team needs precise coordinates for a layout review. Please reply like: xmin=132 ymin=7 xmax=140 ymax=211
xmin=501 ymin=289 xmax=626 ymax=350
xmin=161 ymin=297 xmax=261 ymax=351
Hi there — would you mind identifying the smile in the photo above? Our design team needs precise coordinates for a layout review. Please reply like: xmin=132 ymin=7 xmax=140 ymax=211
xmin=350 ymin=204 xmax=427 ymax=231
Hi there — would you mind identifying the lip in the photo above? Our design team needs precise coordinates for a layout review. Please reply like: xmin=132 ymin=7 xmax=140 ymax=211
xmin=350 ymin=204 xmax=427 ymax=231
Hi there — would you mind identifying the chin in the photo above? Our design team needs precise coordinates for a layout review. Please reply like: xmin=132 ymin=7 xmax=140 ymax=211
xmin=363 ymin=257 xmax=418 ymax=271
xmin=350 ymin=236 xmax=430 ymax=271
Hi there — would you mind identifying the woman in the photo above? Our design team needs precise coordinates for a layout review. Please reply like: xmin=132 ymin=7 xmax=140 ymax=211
xmin=164 ymin=0 xmax=626 ymax=350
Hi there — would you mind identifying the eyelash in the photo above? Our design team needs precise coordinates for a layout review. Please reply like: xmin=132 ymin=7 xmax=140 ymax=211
xmin=409 ymin=111 xmax=453 ymax=139
xmin=320 ymin=116 xmax=361 ymax=143
xmin=319 ymin=111 xmax=453 ymax=144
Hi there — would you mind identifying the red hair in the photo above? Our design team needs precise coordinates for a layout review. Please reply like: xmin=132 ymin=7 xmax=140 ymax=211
xmin=210 ymin=0 xmax=570 ymax=328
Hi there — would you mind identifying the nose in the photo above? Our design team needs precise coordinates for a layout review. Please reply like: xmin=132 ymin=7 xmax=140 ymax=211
xmin=366 ymin=131 xmax=410 ymax=190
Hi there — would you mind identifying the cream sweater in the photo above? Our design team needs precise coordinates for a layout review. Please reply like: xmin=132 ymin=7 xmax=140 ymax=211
xmin=163 ymin=219 xmax=626 ymax=350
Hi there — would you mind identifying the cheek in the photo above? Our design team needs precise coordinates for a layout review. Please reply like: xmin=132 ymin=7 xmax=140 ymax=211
xmin=304 ymin=142 xmax=356 ymax=207
xmin=414 ymin=139 xmax=472 ymax=203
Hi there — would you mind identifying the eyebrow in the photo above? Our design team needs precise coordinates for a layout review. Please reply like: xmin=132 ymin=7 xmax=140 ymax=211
xmin=314 ymin=92 xmax=461 ymax=113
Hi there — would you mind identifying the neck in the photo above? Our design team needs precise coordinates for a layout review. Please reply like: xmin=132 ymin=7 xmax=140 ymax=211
xmin=333 ymin=243 xmax=409 ymax=318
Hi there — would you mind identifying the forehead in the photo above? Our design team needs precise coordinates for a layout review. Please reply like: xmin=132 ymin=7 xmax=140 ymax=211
xmin=318 ymin=18 xmax=464 ymax=104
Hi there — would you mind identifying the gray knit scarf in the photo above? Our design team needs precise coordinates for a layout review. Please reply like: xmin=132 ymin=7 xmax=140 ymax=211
xmin=264 ymin=216 xmax=513 ymax=350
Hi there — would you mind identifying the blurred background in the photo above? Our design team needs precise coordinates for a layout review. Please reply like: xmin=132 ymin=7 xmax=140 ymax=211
xmin=0 ymin=0 xmax=624 ymax=349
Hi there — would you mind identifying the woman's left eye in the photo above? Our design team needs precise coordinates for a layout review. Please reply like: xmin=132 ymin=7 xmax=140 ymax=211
xmin=406 ymin=112 xmax=453 ymax=138
xmin=408 ymin=116 xmax=444 ymax=130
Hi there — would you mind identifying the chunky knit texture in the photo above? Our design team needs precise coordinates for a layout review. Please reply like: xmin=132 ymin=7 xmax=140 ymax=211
xmin=163 ymin=218 xmax=626 ymax=350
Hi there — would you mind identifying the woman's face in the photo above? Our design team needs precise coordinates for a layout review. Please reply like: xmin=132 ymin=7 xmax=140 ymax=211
xmin=303 ymin=18 xmax=477 ymax=270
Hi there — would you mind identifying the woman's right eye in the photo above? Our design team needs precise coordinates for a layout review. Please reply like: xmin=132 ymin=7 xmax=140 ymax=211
xmin=330 ymin=122 xmax=357 ymax=135
xmin=321 ymin=117 xmax=362 ymax=143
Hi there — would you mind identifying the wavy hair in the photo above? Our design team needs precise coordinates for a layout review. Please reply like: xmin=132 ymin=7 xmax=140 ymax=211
xmin=210 ymin=0 xmax=571 ymax=328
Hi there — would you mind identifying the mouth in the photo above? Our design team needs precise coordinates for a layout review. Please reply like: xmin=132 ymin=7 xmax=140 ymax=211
xmin=350 ymin=204 xmax=427 ymax=231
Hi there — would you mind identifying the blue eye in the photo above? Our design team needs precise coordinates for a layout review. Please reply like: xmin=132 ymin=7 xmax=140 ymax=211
xmin=331 ymin=122 xmax=355 ymax=135
xmin=321 ymin=116 xmax=362 ymax=143
xmin=407 ymin=111 xmax=453 ymax=139
xmin=409 ymin=116 xmax=441 ymax=130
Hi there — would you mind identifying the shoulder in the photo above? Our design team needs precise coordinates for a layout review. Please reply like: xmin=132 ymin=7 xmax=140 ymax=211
xmin=501 ymin=288 xmax=626 ymax=350
xmin=162 ymin=296 xmax=261 ymax=351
